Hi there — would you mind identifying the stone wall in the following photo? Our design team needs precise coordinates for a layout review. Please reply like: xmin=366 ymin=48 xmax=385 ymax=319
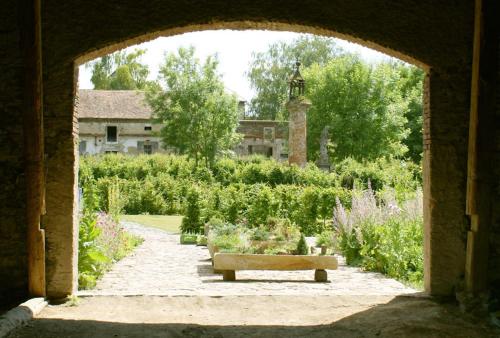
xmin=79 ymin=119 xmax=162 ymax=136
xmin=0 ymin=0 xmax=28 ymax=304
xmin=79 ymin=119 xmax=164 ymax=155
xmin=39 ymin=0 xmax=475 ymax=297
xmin=237 ymin=120 xmax=288 ymax=140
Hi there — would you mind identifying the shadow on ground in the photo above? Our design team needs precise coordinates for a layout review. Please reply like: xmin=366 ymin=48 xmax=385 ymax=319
xmin=201 ymin=278 xmax=329 ymax=284
xmin=196 ymin=263 xmax=330 ymax=283
xmin=7 ymin=296 xmax=499 ymax=338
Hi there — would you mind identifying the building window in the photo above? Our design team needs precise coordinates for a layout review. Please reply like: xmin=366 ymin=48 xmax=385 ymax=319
xmin=79 ymin=140 xmax=87 ymax=154
xmin=248 ymin=145 xmax=253 ymax=154
xmin=144 ymin=125 xmax=152 ymax=131
xmin=105 ymin=151 xmax=118 ymax=154
xmin=263 ymin=127 xmax=275 ymax=142
xmin=143 ymin=144 xmax=153 ymax=154
xmin=106 ymin=126 xmax=117 ymax=143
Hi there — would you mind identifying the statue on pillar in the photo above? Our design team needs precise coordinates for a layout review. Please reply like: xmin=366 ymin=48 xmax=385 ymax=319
xmin=317 ymin=126 xmax=331 ymax=171
xmin=287 ymin=61 xmax=311 ymax=167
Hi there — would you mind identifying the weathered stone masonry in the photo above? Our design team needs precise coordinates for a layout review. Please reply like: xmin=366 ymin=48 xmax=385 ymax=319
xmin=0 ymin=0 xmax=498 ymax=304
xmin=0 ymin=0 xmax=28 ymax=304
xmin=287 ymin=98 xmax=310 ymax=167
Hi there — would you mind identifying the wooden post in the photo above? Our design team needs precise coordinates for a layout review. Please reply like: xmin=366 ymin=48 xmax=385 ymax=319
xmin=21 ymin=0 xmax=46 ymax=297
xmin=464 ymin=0 xmax=497 ymax=294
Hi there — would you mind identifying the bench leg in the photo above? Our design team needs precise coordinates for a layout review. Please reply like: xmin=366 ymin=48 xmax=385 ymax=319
xmin=315 ymin=269 xmax=327 ymax=282
xmin=223 ymin=270 xmax=236 ymax=281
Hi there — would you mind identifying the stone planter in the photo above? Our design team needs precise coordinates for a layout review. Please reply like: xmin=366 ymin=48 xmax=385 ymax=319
xmin=207 ymin=242 xmax=218 ymax=259
xmin=213 ymin=253 xmax=338 ymax=282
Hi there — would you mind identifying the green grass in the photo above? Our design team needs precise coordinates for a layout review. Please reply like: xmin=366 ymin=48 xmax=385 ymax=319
xmin=120 ymin=215 xmax=183 ymax=233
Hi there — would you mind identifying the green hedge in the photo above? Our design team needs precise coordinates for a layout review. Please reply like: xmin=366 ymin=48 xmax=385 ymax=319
xmin=79 ymin=154 xmax=420 ymax=236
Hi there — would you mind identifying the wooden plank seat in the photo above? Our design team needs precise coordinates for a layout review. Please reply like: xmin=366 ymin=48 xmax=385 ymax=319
xmin=213 ymin=253 xmax=338 ymax=282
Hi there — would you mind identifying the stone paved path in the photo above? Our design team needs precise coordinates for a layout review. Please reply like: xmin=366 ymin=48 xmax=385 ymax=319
xmin=80 ymin=222 xmax=416 ymax=296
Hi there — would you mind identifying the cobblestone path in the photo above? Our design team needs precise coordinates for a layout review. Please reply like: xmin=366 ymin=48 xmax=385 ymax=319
xmin=80 ymin=222 xmax=416 ymax=296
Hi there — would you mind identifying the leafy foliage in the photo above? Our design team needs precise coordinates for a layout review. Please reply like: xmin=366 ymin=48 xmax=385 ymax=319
xmin=304 ymin=57 xmax=411 ymax=161
xmin=296 ymin=234 xmax=309 ymax=255
xmin=78 ymin=212 xmax=143 ymax=289
xmin=315 ymin=231 xmax=335 ymax=250
xmin=78 ymin=212 xmax=109 ymax=289
xmin=80 ymin=153 xmax=423 ymax=285
xmin=146 ymin=46 xmax=241 ymax=167
xmin=247 ymin=35 xmax=340 ymax=120
xmin=80 ymin=154 xmax=419 ymax=236
xmin=180 ymin=187 xmax=202 ymax=233
xmin=87 ymin=49 xmax=150 ymax=90
xmin=208 ymin=218 xmax=301 ymax=255
xmin=333 ymin=187 xmax=423 ymax=287
xmin=247 ymin=35 xmax=423 ymax=165
xmin=396 ymin=65 xmax=425 ymax=162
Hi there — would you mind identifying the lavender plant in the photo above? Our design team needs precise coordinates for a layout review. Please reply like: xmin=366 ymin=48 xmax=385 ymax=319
xmin=333 ymin=187 xmax=423 ymax=286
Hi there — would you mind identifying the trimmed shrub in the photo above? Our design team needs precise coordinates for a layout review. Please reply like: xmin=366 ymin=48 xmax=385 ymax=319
xmin=296 ymin=234 xmax=309 ymax=255
xmin=181 ymin=187 xmax=202 ymax=233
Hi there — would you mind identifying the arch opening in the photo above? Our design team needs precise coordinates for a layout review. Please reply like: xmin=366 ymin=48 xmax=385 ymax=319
xmin=73 ymin=27 xmax=428 ymax=297
xmin=38 ymin=2 xmax=472 ymax=301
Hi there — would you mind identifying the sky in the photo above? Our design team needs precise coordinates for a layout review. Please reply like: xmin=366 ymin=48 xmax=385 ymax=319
xmin=78 ymin=30 xmax=393 ymax=101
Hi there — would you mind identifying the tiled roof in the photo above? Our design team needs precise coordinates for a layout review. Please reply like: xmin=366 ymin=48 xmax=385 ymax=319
xmin=76 ymin=89 xmax=152 ymax=120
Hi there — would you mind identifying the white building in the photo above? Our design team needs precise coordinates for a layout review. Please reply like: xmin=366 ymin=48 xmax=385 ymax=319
xmin=76 ymin=89 xmax=288 ymax=160
xmin=77 ymin=90 xmax=165 ymax=155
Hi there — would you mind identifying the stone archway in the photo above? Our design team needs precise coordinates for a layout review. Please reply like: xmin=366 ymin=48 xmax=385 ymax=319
xmin=39 ymin=0 xmax=475 ymax=299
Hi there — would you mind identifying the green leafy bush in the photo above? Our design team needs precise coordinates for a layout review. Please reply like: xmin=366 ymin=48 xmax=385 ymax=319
xmin=78 ymin=211 xmax=143 ymax=289
xmin=316 ymin=231 xmax=335 ymax=249
xmin=333 ymin=188 xmax=423 ymax=287
xmin=180 ymin=187 xmax=202 ymax=233
xmin=295 ymin=186 xmax=321 ymax=235
xmin=208 ymin=218 xmax=301 ymax=255
xmin=180 ymin=232 xmax=198 ymax=244
xmin=196 ymin=234 xmax=208 ymax=246
xmin=246 ymin=184 xmax=278 ymax=226
xmin=208 ymin=222 xmax=251 ymax=253
xmin=78 ymin=212 xmax=109 ymax=289
xmin=80 ymin=154 xmax=423 ymax=284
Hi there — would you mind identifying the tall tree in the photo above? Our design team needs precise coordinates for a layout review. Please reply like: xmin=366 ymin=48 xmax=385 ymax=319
xmin=146 ymin=46 xmax=241 ymax=167
xmin=304 ymin=55 xmax=410 ymax=162
xmin=247 ymin=35 xmax=341 ymax=120
xmin=395 ymin=64 xmax=425 ymax=163
xmin=87 ymin=48 xmax=150 ymax=90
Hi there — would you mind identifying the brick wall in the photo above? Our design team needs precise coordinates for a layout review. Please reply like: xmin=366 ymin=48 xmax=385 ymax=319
xmin=1 ymin=0 xmax=495 ymax=300
xmin=40 ymin=0 xmax=474 ymax=296
xmin=0 ymin=0 xmax=28 ymax=304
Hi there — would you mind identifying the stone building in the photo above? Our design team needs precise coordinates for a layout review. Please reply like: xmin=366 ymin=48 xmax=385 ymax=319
xmin=235 ymin=120 xmax=288 ymax=161
xmin=0 ymin=0 xmax=498 ymax=321
xmin=77 ymin=90 xmax=164 ymax=155
xmin=77 ymin=89 xmax=287 ymax=159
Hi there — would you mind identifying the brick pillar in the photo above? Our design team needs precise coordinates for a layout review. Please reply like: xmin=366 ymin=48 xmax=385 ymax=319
xmin=287 ymin=98 xmax=310 ymax=167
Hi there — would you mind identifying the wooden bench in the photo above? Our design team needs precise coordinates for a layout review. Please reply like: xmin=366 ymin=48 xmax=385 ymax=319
xmin=213 ymin=253 xmax=338 ymax=282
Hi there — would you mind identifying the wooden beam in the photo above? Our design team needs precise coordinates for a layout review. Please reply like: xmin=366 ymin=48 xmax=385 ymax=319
xmin=21 ymin=0 xmax=46 ymax=297
xmin=466 ymin=0 xmax=482 ymax=216
xmin=464 ymin=0 xmax=497 ymax=294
